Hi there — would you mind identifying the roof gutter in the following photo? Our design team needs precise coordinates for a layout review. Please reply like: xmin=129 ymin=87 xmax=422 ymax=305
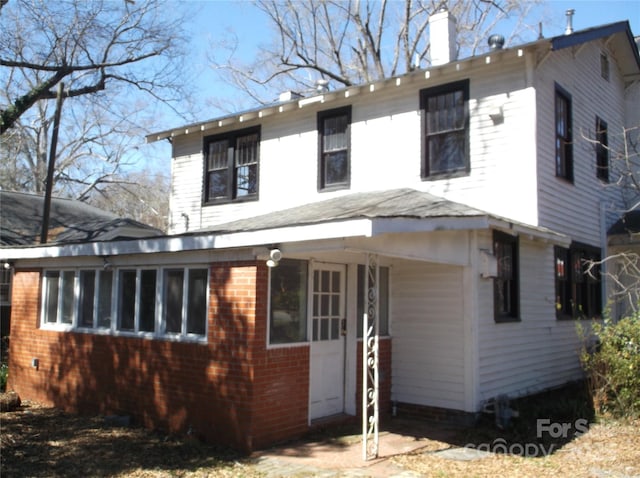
xmin=2 ymin=215 xmax=570 ymax=261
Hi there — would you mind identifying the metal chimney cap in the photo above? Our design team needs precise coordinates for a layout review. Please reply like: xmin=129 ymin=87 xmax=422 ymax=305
xmin=565 ymin=9 xmax=575 ymax=35
xmin=316 ymin=79 xmax=329 ymax=93
xmin=488 ymin=34 xmax=505 ymax=51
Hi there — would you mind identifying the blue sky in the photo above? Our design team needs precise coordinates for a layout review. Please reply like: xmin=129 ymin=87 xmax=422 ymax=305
xmin=179 ymin=0 xmax=639 ymax=119
xmin=144 ymin=0 xmax=638 ymax=169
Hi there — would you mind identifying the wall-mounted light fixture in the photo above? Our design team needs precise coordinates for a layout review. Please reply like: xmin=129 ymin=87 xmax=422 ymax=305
xmin=266 ymin=248 xmax=282 ymax=268
xmin=102 ymin=256 xmax=112 ymax=270
xmin=2 ymin=261 xmax=12 ymax=270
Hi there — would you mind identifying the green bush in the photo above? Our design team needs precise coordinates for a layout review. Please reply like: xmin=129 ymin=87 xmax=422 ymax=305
xmin=579 ymin=312 xmax=640 ymax=418
xmin=0 ymin=362 xmax=8 ymax=392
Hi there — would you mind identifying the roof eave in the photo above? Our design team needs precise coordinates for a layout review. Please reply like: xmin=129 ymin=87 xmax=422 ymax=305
xmin=2 ymin=214 xmax=571 ymax=261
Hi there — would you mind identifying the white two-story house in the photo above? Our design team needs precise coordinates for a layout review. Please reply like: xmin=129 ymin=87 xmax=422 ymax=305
xmin=4 ymin=13 xmax=639 ymax=452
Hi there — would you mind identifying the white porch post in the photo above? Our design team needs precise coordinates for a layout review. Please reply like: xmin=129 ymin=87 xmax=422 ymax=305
xmin=362 ymin=253 xmax=380 ymax=460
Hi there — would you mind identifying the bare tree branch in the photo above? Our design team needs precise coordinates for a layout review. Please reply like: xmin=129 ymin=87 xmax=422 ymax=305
xmin=0 ymin=0 xmax=188 ymax=134
xmin=209 ymin=0 xmax=543 ymax=108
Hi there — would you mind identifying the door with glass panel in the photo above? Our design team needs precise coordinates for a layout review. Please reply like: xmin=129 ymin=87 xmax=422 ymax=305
xmin=309 ymin=263 xmax=346 ymax=420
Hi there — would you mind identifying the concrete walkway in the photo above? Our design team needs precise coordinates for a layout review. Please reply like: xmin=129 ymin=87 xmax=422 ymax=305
xmin=251 ymin=419 xmax=461 ymax=477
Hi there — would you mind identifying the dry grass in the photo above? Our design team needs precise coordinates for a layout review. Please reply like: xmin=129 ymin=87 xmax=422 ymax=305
xmin=1 ymin=396 xmax=639 ymax=477
xmin=393 ymin=419 xmax=640 ymax=478
xmin=0 ymin=400 xmax=261 ymax=477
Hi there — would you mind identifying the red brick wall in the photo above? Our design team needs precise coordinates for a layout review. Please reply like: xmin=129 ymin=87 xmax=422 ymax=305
xmin=8 ymin=264 xmax=261 ymax=452
xmin=248 ymin=264 xmax=310 ymax=449
xmin=7 ymin=264 xmax=393 ymax=452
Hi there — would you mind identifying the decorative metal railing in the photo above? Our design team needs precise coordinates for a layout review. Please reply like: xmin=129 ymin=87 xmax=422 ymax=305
xmin=362 ymin=253 xmax=379 ymax=460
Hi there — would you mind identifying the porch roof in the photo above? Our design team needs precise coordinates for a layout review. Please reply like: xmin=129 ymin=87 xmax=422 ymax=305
xmin=201 ymin=188 xmax=488 ymax=233
xmin=1 ymin=189 xmax=570 ymax=260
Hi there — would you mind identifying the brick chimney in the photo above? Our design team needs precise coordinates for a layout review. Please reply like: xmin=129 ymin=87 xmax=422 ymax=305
xmin=429 ymin=8 xmax=457 ymax=66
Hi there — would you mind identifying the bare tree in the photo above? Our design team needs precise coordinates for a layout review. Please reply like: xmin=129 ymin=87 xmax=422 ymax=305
xmin=582 ymin=124 xmax=640 ymax=316
xmin=0 ymin=0 xmax=189 ymax=134
xmin=208 ymin=0 xmax=542 ymax=109
xmin=0 ymin=0 xmax=194 ymax=226
xmin=85 ymin=169 xmax=171 ymax=232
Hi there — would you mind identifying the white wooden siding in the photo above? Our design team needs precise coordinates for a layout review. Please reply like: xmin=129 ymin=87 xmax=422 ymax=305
xmin=391 ymin=260 xmax=466 ymax=411
xmin=169 ymin=133 xmax=205 ymax=234
xmin=534 ymin=41 xmax=627 ymax=245
xmin=476 ymin=231 xmax=584 ymax=405
xmin=168 ymin=55 xmax=545 ymax=233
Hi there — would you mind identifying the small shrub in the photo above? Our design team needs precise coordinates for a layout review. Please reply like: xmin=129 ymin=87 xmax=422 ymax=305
xmin=579 ymin=311 xmax=640 ymax=418
xmin=0 ymin=362 xmax=8 ymax=392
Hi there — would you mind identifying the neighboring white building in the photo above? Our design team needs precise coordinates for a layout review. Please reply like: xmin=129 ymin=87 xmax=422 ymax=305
xmin=4 ymin=16 xmax=639 ymax=451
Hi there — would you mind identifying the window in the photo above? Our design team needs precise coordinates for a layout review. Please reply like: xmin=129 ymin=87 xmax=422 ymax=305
xmin=357 ymin=265 xmax=390 ymax=337
xmin=118 ymin=270 xmax=137 ymax=331
xmin=204 ymin=127 xmax=260 ymax=203
xmin=421 ymin=80 xmax=470 ymax=178
xmin=115 ymin=269 xmax=159 ymax=333
xmin=41 ymin=267 xmax=208 ymax=339
xmin=42 ymin=271 xmax=74 ymax=325
xmin=0 ymin=268 xmax=12 ymax=306
xmin=493 ymin=231 xmax=519 ymax=322
xmin=555 ymin=244 xmax=602 ymax=319
xmin=96 ymin=270 xmax=113 ymax=328
xmin=163 ymin=268 xmax=208 ymax=336
xmin=269 ymin=259 xmax=308 ymax=345
xmin=600 ymin=52 xmax=610 ymax=81
xmin=555 ymin=84 xmax=573 ymax=181
xmin=596 ymin=116 xmax=609 ymax=182
xmin=78 ymin=270 xmax=96 ymax=328
xmin=318 ymin=106 xmax=351 ymax=190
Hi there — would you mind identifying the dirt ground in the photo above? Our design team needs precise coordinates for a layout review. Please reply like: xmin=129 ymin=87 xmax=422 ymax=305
xmin=1 ymin=399 xmax=639 ymax=477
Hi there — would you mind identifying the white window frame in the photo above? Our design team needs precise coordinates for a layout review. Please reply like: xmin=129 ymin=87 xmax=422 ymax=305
xmin=40 ymin=266 xmax=209 ymax=342
xmin=267 ymin=259 xmax=310 ymax=348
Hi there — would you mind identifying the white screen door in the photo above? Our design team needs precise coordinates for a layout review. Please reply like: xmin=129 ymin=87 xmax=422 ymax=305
xmin=309 ymin=263 xmax=346 ymax=420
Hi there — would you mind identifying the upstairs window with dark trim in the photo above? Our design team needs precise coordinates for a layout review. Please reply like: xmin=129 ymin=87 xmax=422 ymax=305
xmin=493 ymin=231 xmax=519 ymax=322
xmin=600 ymin=52 xmax=610 ymax=81
xmin=555 ymin=244 xmax=602 ymax=319
xmin=555 ymin=84 xmax=573 ymax=182
xmin=421 ymin=80 xmax=470 ymax=178
xmin=318 ymin=106 xmax=351 ymax=190
xmin=595 ymin=116 xmax=609 ymax=182
xmin=204 ymin=127 xmax=260 ymax=203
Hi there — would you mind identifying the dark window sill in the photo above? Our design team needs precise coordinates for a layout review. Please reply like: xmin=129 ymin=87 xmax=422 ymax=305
xmin=203 ymin=194 xmax=258 ymax=206
xmin=494 ymin=316 xmax=521 ymax=323
xmin=319 ymin=184 xmax=350 ymax=193
xmin=422 ymin=169 xmax=470 ymax=181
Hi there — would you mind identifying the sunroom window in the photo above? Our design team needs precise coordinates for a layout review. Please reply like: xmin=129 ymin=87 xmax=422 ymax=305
xmin=41 ymin=267 xmax=208 ymax=340
xmin=269 ymin=259 xmax=308 ymax=345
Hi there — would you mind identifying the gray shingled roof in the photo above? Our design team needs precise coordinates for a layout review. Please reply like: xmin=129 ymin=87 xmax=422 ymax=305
xmin=202 ymin=188 xmax=490 ymax=234
xmin=609 ymin=210 xmax=640 ymax=235
xmin=0 ymin=190 xmax=162 ymax=246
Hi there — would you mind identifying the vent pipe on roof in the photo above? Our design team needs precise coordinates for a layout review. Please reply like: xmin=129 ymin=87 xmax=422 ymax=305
xmin=564 ymin=9 xmax=575 ymax=35
xmin=488 ymin=34 xmax=505 ymax=51
xmin=316 ymin=79 xmax=329 ymax=94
